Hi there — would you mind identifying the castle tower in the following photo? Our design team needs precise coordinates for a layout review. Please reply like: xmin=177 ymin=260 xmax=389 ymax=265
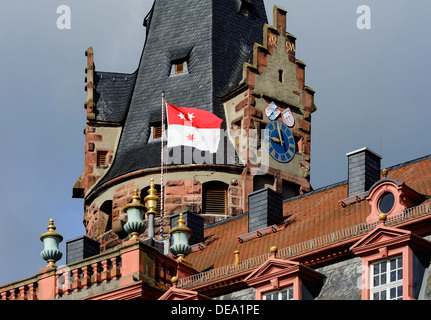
xmin=73 ymin=1 xmax=316 ymax=252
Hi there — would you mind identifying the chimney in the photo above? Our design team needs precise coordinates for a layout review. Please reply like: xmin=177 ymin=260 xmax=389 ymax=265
xmin=346 ymin=147 xmax=382 ymax=197
xmin=66 ymin=236 xmax=100 ymax=264
xmin=170 ymin=210 xmax=204 ymax=245
xmin=248 ymin=188 xmax=283 ymax=233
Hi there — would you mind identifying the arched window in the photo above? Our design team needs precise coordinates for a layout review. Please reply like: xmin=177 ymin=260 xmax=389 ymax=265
xmin=203 ymin=181 xmax=228 ymax=215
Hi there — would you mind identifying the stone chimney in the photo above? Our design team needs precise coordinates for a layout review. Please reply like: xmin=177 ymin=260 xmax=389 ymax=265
xmin=66 ymin=236 xmax=100 ymax=264
xmin=346 ymin=147 xmax=381 ymax=197
xmin=248 ymin=188 xmax=283 ymax=232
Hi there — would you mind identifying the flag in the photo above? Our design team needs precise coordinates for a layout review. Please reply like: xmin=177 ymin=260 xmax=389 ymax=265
xmin=166 ymin=103 xmax=223 ymax=153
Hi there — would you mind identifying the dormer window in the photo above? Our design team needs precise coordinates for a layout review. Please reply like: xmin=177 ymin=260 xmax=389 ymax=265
xmin=171 ymin=58 xmax=188 ymax=76
xmin=175 ymin=62 xmax=184 ymax=74
xmin=365 ymin=172 xmax=424 ymax=222
xmin=370 ymin=256 xmax=403 ymax=300
xmin=240 ymin=0 xmax=254 ymax=18
xmin=153 ymin=123 xmax=163 ymax=139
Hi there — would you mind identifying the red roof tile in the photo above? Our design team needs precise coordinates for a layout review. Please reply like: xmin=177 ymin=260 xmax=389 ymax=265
xmin=185 ymin=154 xmax=431 ymax=273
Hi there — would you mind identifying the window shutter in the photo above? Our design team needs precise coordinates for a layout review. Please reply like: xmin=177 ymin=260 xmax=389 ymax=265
xmin=175 ymin=62 xmax=184 ymax=74
xmin=153 ymin=125 xmax=162 ymax=139
xmin=97 ymin=151 xmax=108 ymax=167
xmin=204 ymin=189 xmax=227 ymax=215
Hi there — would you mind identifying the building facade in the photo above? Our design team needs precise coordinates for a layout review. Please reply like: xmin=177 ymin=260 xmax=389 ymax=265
xmin=1 ymin=1 xmax=431 ymax=301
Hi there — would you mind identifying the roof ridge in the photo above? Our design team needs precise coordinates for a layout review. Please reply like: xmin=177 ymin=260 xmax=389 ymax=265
xmin=386 ymin=153 xmax=431 ymax=171
xmin=95 ymin=69 xmax=138 ymax=77
xmin=283 ymin=153 xmax=431 ymax=204
xmin=204 ymin=211 xmax=248 ymax=230
xmin=283 ymin=180 xmax=347 ymax=204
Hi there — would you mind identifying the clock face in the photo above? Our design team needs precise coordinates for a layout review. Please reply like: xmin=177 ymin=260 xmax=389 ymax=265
xmin=264 ymin=121 xmax=296 ymax=163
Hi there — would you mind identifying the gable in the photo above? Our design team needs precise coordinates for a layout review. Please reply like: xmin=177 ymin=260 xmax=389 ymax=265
xmin=158 ymin=286 xmax=210 ymax=300
xmin=245 ymin=257 xmax=300 ymax=282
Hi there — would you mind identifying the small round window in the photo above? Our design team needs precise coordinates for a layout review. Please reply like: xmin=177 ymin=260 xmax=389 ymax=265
xmin=378 ymin=192 xmax=395 ymax=214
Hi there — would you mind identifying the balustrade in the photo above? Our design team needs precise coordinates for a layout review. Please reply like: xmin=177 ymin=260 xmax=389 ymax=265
xmin=54 ymin=255 xmax=122 ymax=298
xmin=0 ymin=281 xmax=38 ymax=301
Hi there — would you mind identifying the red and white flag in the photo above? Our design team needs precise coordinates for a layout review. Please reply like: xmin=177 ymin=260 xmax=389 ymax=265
xmin=166 ymin=103 xmax=223 ymax=153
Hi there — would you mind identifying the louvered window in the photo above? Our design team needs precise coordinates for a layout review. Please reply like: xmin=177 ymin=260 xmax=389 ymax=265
xmin=203 ymin=182 xmax=228 ymax=215
xmin=153 ymin=125 xmax=162 ymax=139
xmin=175 ymin=62 xmax=184 ymax=74
xmin=97 ymin=151 xmax=108 ymax=167
xmin=170 ymin=58 xmax=188 ymax=76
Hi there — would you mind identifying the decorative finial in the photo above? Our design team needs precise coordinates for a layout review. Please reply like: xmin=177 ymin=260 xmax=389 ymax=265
xmin=40 ymin=219 xmax=63 ymax=242
xmin=123 ymin=189 xmax=146 ymax=239
xmin=171 ymin=276 xmax=178 ymax=287
xmin=234 ymin=250 xmax=240 ymax=266
xmin=177 ymin=213 xmax=186 ymax=228
xmin=130 ymin=189 xmax=140 ymax=204
xmin=270 ymin=246 xmax=278 ymax=257
xmin=379 ymin=213 xmax=387 ymax=225
xmin=47 ymin=219 xmax=56 ymax=232
xmin=40 ymin=219 xmax=63 ymax=267
xmin=169 ymin=213 xmax=192 ymax=262
xmin=144 ymin=178 xmax=160 ymax=218
xmin=381 ymin=168 xmax=388 ymax=178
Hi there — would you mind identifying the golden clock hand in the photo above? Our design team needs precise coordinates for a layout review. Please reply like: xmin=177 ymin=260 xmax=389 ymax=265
xmin=270 ymin=137 xmax=281 ymax=143
xmin=277 ymin=122 xmax=284 ymax=146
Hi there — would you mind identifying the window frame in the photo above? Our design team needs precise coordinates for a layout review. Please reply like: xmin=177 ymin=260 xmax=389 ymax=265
xmin=202 ymin=181 xmax=228 ymax=216
xmin=97 ymin=150 xmax=109 ymax=167
xmin=262 ymin=286 xmax=294 ymax=300
xmin=170 ymin=58 xmax=189 ymax=76
xmin=370 ymin=255 xmax=403 ymax=300
xmin=377 ymin=192 xmax=395 ymax=214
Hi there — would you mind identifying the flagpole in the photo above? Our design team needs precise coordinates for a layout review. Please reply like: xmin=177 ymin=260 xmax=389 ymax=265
xmin=160 ymin=91 xmax=165 ymax=238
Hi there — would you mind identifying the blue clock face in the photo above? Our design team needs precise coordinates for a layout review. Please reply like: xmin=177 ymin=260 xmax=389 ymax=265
xmin=264 ymin=121 xmax=296 ymax=163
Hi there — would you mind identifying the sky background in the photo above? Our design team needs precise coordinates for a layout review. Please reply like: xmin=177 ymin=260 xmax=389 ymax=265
xmin=0 ymin=0 xmax=430 ymax=286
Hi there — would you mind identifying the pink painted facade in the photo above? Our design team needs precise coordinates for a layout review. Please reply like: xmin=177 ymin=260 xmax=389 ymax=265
xmin=351 ymin=225 xmax=431 ymax=300
xmin=244 ymin=249 xmax=324 ymax=300
xmin=366 ymin=179 xmax=423 ymax=222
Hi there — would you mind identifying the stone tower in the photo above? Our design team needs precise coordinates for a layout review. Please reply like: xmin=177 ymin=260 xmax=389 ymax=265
xmin=73 ymin=1 xmax=316 ymax=251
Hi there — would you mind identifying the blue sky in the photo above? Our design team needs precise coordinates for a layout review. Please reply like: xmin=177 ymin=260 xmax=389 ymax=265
xmin=0 ymin=0 xmax=430 ymax=286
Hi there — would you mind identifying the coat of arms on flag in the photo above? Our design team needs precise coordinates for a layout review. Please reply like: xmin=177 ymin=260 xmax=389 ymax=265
xmin=166 ymin=103 xmax=223 ymax=153
xmin=266 ymin=101 xmax=281 ymax=121
xmin=281 ymin=107 xmax=295 ymax=127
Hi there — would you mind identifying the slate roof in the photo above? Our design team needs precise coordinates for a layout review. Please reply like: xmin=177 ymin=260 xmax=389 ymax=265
xmin=93 ymin=71 xmax=137 ymax=123
xmin=92 ymin=0 xmax=268 ymax=190
xmin=185 ymin=153 xmax=431 ymax=272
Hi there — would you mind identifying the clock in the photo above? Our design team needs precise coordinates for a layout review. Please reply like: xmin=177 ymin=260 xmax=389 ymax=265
xmin=264 ymin=121 xmax=296 ymax=163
